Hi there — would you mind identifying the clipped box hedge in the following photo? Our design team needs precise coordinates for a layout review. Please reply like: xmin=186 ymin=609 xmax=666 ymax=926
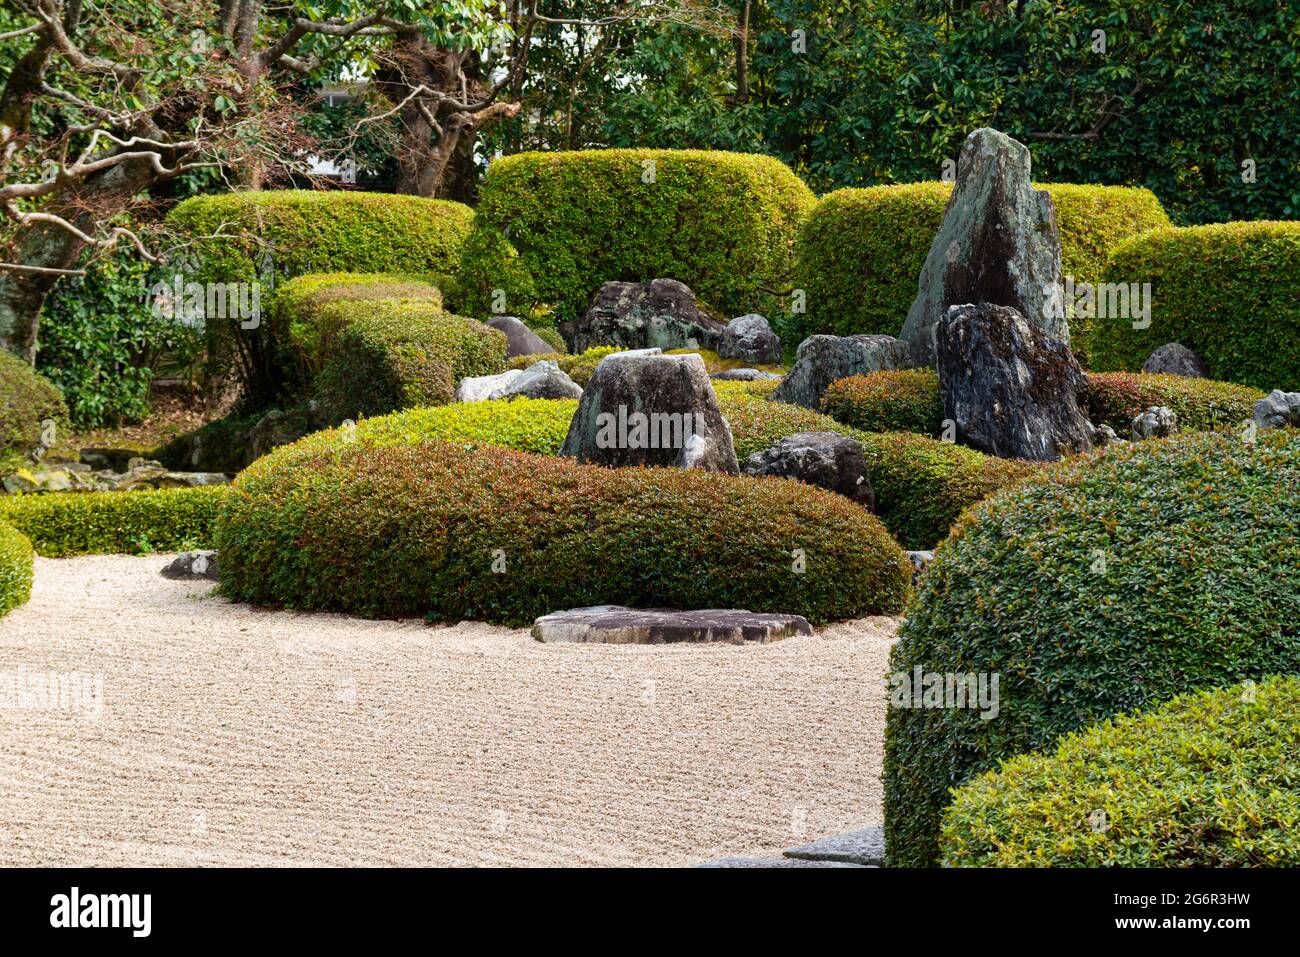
xmin=1086 ymin=221 xmax=1300 ymax=391
xmin=793 ymin=182 xmax=1170 ymax=338
xmin=0 ymin=521 xmax=34 ymax=617
xmin=216 ymin=434 xmax=911 ymax=625
xmin=942 ymin=677 xmax=1300 ymax=867
xmin=1 ymin=350 xmax=68 ymax=468
xmin=165 ymin=191 xmax=475 ymax=403
xmin=0 ymin=486 xmax=227 ymax=557
xmin=884 ymin=429 xmax=1300 ymax=867
xmin=822 ymin=368 xmax=1263 ymax=437
xmin=456 ymin=149 xmax=816 ymax=326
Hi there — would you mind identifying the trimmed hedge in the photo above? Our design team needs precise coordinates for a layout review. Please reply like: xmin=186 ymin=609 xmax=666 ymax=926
xmin=822 ymin=368 xmax=1264 ymax=438
xmin=0 ymin=486 xmax=227 ymax=557
xmin=0 ymin=350 xmax=68 ymax=468
xmin=821 ymin=369 xmax=943 ymax=435
xmin=217 ymin=435 xmax=911 ymax=625
xmin=1086 ymin=221 xmax=1300 ymax=391
xmin=309 ymin=302 xmax=505 ymax=424
xmin=793 ymin=182 xmax=1170 ymax=338
xmin=0 ymin=521 xmax=34 ymax=617
xmin=1086 ymin=372 xmax=1264 ymax=434
xmin=165 ymin=191 xmax=474 ymax=403
xmin=457 ymin=149 xmax=816 ymax=325
xmin=942 ymin=677 xmax=1300 ymax=867
xmin=884 ymin=429 xmax=1300 ymax=867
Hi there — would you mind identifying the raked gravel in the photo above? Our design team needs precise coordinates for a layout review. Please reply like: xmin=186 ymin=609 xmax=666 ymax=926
xmin=0 ymin=554 xmax=897 ymax=867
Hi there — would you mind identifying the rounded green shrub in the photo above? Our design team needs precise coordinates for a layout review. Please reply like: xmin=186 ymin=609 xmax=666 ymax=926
xmin=884 ymin=429 xmax=1300 ymax=867
xmin=0 ymin=485 xmax=227 ymax=557
xmin=942 ymin=677 xmax=1300 ymax=867
xmin=165 ymin=191 xmax=475 ymax=403
xmin=217 ymin=435 xmax=911 ymax=625
xmin=0 ymin=521 xmax=34 ymax=617
xmin=0 ymin=350 xmax=68 ymax=469
xmin=1086 ymin=372 xmax=1264 ymax=434
xmin=456 ymin=149 xmax=816 ymax=325
xmin=793 ymin=182 xmax=1170 ymax=338
xmin=821 ymin=369 xmax=943 ymax=435
xmin=1086 ymin=221 xmax=1300 ymax=390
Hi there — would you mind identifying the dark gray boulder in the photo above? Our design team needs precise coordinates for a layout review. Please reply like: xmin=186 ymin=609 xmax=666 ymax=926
xmin=531 ymin=606 xmax=813 ymax=644
xmin=719 ymin=313 xmax=782 ymax=365
xmin=771 ymin=334 xmax=914 ymax=409
xmin=784 ymin=826 xmax=885 ymax=867
xmin=559 ymin=278 xmax=727 ymax=353
xmin=936 ymin=302 xmax=1093 ymax=461
xmin=559 ymin=350 xmax=738 ymax=473
xmin=487 ymin=360 xmax=582 ymax=400
xmin=900 ymin=128 xmax=1066 ymax=366
xmin=1254 ymin=390 xmax=1300 ymax=430
xmin=484 ymin=316 xmax=554 ymax=358
xmin=161 ymin=550 xmax=219 ymax=581
xmin=743 ymin=431 xmax=876 ymax=511
xmin=1131 ymin=405 xmax=1178 ymax=440
xmin=1143 ymin=342 xmax=1209 ymax=379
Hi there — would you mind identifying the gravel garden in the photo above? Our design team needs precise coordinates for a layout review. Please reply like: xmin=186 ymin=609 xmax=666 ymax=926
xmin=1 ymin=62 xmax=1297 ymax=866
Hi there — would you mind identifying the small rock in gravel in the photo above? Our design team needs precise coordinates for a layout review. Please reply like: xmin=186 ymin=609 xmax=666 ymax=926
xmin=532 ymin=605 xmax=812 ymax=644
xmin=697 ymin=856 xmax=866 ymax=868
xmin=160 ymin=550 xmax=219 ymax=581
xmin=784 ymin=825 xmax=885 ymax=867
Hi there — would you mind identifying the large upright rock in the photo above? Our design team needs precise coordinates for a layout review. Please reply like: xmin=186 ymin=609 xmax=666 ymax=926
xmin=484 ymin=316 xmax=554 ymax=358
xmin=770 ymin=334 xmax=913 ymax=409
xmin=936 ymin=303 xmax=1092 ymax=461
xmin=559 ymin=350 xmax=739 ymax=473
xmin=1143 ymin=342 xmax=1209 ymax=379
xmin=900 ymin=129 xmax=1065 ymax=366
xmin=559 ymin=279 xmax=727 ymax=353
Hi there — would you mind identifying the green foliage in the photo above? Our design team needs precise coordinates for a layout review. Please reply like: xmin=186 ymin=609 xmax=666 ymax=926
xmin=164 ymin=190 xmax=475 ymax=405
xmin=38 ymin=251 xmax=200 ymax=429
xmin=1087 ymin=372 xmax=1265 ymax=434
xmin=822 ymin=369 xmax=943 ymax=435
xmin=0 ymin=486 xmax=227 ymax=557
xmin=717 ymin=396 xmax=1038 ymax=550
xmin=749 ymin=1 xmax=1298 ymax=225
xmin=942 ymin=677 xmax=1300 ymax=867
xmin=531 ymin=326 xmax=567 ymax=354
xmin=821 ymin=368 xmax=1262 ymax=438
xmin=1087 ymin=222 xmax=1300 ymax=390
xmin=884 ymin=429 xmax=1300 ymax=867
xmin=0 ymin=521 xmax=34 ymax=617
xmin=0 ymin=350 xmax=68 ymax=465
xmin=793 ymin=182 xmax=1171 ymax=338
xmin=217 ymin=432 xmax=911 ymax=626
xmin=457 ymin=149 xmax=815 ymax=325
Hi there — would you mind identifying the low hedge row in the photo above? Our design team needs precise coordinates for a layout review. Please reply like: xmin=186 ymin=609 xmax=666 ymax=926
xmin=1087 ymin=221 xmax=1300 ymax=391
xmin=0 ymin=521 xmax=34 ymax=617
xmin=0 ymin=486 xmax=227 ymax=557
xmin=164 ymin=191 xmax=475 ymax=404
xmin=216 ymin=435 xmax=912 ymax=625
xmin=0 ymin=350 xmax=68 ymax=469
xmin=457 ymin=149 xmax=816 ymax=325
xmin=884 ymin=429 xmax=1300 ymax=867
xmin=942 ymin=677 xmax=1300 ymax=867
xmin=821 ymin=368 xmax=1263 ymax=437
xmin=793 ymin=182 xmax=1170 ymax=339
xmin=1086 ymin=372 xmax=1264 ymax=434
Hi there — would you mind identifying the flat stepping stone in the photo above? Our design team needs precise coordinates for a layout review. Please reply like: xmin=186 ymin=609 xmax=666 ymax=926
xmin=698 ymin=856 xmax=865 ymax=868
xmin=783 ymin=826 xmax=884 ymax=867
xmin=532 ymin=606 xmax=812 ymax=645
